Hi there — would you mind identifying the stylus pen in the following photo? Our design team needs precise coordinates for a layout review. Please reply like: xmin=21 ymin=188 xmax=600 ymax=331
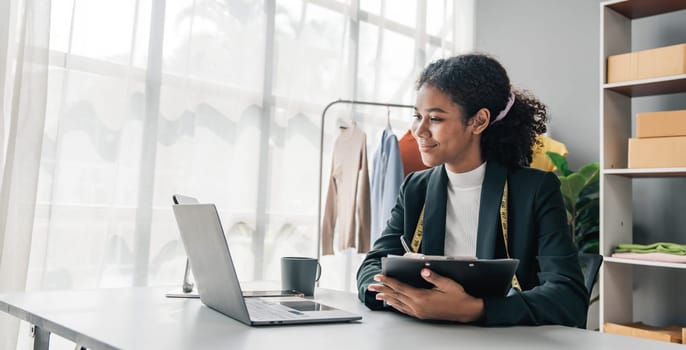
xmin=400 ymin=236 xmax=412 ymax=253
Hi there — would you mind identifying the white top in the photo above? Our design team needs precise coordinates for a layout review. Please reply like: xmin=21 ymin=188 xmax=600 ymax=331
xmin=444 ymin=162 xmax=486 ymax=257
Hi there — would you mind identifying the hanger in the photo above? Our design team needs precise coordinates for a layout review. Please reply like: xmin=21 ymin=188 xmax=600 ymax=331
xmin=386 ymin=106 xmax=391 ymax=128
xmin=337 ymin=117 xmax=356 ymax=129
xmin=337 ymin=117 xmax=349 ymax=129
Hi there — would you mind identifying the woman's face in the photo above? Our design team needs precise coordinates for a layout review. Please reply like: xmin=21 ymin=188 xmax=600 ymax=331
xmin=412 ymin=83 xmax=486 ymax=173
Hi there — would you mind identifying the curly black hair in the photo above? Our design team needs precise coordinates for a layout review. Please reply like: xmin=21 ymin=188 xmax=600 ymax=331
xmin=416 ymin=53 xmax=548 ymax=168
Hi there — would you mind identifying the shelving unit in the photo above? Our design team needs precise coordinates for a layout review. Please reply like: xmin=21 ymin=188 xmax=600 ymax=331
xmin=600 ymin=0 xmax=686 ymax=330
xmin=604 ymin=257 xmax=686 ymax=270
xmin=604 ymin=74 xmax=686 ymax=97
xmin=604 ymin=168 xmax=686 ymax=178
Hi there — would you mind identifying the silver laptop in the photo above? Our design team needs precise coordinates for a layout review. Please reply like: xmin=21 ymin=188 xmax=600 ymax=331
xmin=172 ymin=203 xmax=362 ymax=326
xmin=168 ymin=195 xmax=304 ymax=299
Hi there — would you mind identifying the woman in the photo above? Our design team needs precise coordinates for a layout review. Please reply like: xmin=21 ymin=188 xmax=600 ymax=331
xmin=356 ymin=54 xmax=588 ymax=327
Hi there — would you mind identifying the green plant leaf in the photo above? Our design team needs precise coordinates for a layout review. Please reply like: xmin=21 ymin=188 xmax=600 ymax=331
xmin=546 ymin=151 xmax=572 ymax=176
xmin=579 ymin=181 xmax=599 ymax=200
xmin=577 ymin=162 xmax=600 ymax=182
xmin=557 ymin=177 xmax=576 ymax=215
xmin=576 ymin=198 xmax=599 ymax=219
xmin=548 ymin=156 xmax=599 ymax=255
xmin=579 ymin=239 xmax=599 ymax=254
xmin=576 ymin=222 xmax=599 ymax=238
xmin=559 ymin=173 xmax=586 ymax=204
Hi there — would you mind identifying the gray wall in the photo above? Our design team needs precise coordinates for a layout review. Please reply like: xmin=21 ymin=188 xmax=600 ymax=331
xmin=475 ymin=0 xmax=601 ymax=170
xmin=476 ymin=0 xmax=686 ymax=327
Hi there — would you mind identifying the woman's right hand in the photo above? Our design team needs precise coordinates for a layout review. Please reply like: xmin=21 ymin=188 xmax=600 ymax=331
xmin=368 ymin=270 xmax=484 ymax=322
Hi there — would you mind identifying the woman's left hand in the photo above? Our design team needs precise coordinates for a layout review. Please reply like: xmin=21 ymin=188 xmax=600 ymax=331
xmin=368 ymin=268 xmax=484 ymax=322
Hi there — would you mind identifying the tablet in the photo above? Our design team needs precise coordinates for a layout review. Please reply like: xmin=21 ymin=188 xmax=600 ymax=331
xmin=381 ymin=256 xmax=519 ymax=297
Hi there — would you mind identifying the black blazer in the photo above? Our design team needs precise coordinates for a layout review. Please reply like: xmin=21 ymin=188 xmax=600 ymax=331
xmin=356 ymin=161 xmax=589 ymax=327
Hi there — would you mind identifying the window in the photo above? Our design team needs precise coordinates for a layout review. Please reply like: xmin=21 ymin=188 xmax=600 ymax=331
xmin=28 ymin=0 xmax=472 ymax=294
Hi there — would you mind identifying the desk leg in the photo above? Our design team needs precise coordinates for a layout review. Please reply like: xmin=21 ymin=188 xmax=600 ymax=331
xmin=31 ymin=325 xmax=50 ymax=350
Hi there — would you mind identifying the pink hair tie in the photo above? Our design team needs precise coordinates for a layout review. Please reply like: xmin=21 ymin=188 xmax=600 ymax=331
xmin=491 ymin=91 xmax=515 ymax=125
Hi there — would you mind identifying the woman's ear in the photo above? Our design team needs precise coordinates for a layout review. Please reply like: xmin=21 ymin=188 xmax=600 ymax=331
xmin=470 ymin=108 xmax=490 ymax=134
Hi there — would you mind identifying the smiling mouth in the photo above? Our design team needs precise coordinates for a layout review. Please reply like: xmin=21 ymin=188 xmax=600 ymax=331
xmin=418 ymin=143 xmax=437 ymax=152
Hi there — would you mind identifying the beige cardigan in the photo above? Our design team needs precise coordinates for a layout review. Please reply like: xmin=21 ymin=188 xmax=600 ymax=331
xmin=321 ymin=126 xmax=370 ymax=255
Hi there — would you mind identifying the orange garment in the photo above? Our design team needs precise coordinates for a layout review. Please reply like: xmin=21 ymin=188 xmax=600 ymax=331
xmin=321 ymin=126 xmax=371 ymax=255
xmin=397 ymin=130 xmax=430 ymax=177
xmin=530 ymin=134 xmax=568 ymax=172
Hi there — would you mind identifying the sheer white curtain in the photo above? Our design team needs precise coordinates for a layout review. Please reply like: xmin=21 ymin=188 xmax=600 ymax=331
xmin=0 ymin=0 xmax=52 ymax=349
xmin=0 ymin=0 xmax=472 ymax=348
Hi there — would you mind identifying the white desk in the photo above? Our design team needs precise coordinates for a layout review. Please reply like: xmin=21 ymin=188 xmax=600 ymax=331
xmin=0 ymin=287 xmax=682 ymax=350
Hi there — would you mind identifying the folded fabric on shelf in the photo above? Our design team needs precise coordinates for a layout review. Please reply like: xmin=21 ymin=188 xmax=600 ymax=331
xmin=614 ymin=242 xmax=686 ymax=255
xmin=611 ymin=252 xmax=686 ymax=263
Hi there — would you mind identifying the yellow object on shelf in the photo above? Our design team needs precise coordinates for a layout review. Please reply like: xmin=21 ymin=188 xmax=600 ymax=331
xmin=530 ymin=134 xmax=568 ymax=172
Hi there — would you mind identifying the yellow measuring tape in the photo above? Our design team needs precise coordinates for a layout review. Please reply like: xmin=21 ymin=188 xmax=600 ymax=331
xmin=410 ymin=208 xmax=424 ymax=253
xmin=410 ymin=180 xmax=521 ymax=291
xmin=499 ymin=181 xmax=521 ymax=291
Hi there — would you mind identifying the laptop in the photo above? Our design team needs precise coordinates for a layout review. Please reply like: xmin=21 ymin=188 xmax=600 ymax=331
xmin=167 ymin=195 xmax=304 ymax=299
xmin=172 ymin=203 xmax=362 ymax=325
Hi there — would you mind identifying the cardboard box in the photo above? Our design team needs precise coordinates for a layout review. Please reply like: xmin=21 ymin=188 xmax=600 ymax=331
xmin=637 ymin=43 xmax=686 ymax=80
xmin=637 ymin=109 xmax=686 ymax=138
xmin=604 ymin=322 xmax=683 ymax=343
xmin=607 ymin=43 xmax=686 ymax=83
xmin=607 ymin=52 xmax=637 ymax=83
xmin=628 ymin=136 xmax=686 ymax=168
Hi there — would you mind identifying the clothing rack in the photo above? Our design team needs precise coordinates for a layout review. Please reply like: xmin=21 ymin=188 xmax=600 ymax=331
xmin=316 ymin=99 xmax=415 ymax=260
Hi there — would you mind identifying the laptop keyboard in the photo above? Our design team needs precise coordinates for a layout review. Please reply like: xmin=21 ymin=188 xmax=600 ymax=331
xmin=245 ymin=298 xmax=304 ymax=321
